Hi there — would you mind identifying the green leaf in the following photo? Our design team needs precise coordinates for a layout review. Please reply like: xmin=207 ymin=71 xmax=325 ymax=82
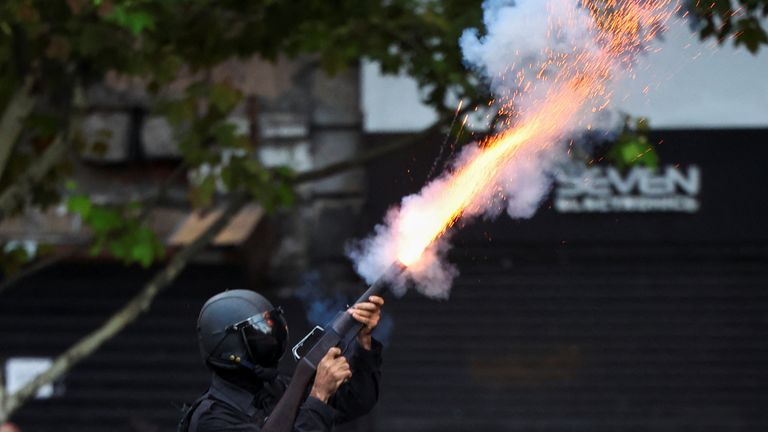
xmin=188 ymin=175 xmax=216 ymax=208
xmin=158 ymin=99 xmax=196 ymax=126
xmin=87 ymin=207 xmax=123 ymax=234
xmin=121 ymin=226 xmax=164 ymax=267
xmin=605 ymin=114 xmax=658 ymax=171
xmin=130 ymin=241 xmax=154 ymax=267
xmin=273 ymin=166 xmax=296 ymax=179
xmin=108 ymin=237 xmax=130 ymax=259
xmin=212 ymin=122 xmax=238 ymax=147
xmin=220 ymin=165 xmax=234 ymax=189
xmin=735 ymin=17 xmax=768 ymax=54
xmin=110 ymin=6 xmax=156 ymax=35
xmin=275 ymin=184 xmax=296 ymax=207
xmin=209 ymin=83 xmax=242 ymax=113
xmin=67 ymin=195 xmax=92 ymax=217
xmin=243 ymin=159 xmax=263 ymax=175
xmin=608 ymin=136 xmax=659 ymax=171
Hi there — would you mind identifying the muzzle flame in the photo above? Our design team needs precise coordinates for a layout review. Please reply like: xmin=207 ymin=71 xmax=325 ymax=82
xmin=395 ymin=0 xmax=679 ymax=266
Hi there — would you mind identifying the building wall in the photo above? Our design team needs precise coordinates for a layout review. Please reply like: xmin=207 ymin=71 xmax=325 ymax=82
xmin=1 ymin=55 xmax=368 ymax=285
xmin=362 ymin=20 xmax=768 ymax=132
xmin=2 ymin=129 xmax=767 ymax=431
xmin=357 ymin=127 xmax=768 ymax=431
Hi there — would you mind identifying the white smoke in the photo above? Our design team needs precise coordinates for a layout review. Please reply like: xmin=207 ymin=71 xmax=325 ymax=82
xmin=348 ymin=137 xmax=566 ymax=299
xmin=348 ymin=0 xmax=655 ymax=298
xmin=460 ymin=0 xmax=596 ymax=98
xmin=346 ymin=180 xmax=461 ymax=299
xmin=462 ymin=0 xmax=594 ymax=96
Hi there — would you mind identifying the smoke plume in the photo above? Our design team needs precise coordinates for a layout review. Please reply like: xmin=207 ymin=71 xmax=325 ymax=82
xmin=460 ymin=0 xmax=596 ymax=99
xmin=348 ymin=0 xmax=673 ymax=298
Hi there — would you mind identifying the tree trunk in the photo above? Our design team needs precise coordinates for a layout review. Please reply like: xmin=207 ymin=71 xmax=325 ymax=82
xmin=0 ymin=193 xmax=248 ymax=424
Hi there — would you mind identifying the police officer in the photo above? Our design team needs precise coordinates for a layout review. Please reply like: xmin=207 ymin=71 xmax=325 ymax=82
xmin=179 ymin=289 xmax=384 ymax=432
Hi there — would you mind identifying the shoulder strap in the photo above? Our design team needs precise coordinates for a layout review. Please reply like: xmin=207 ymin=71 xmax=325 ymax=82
xmin=177 ymin=391 xmax=213 ymax=432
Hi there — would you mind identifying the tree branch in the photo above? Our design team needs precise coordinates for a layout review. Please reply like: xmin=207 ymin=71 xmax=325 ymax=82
xmin=0 ymin=105 xmax=471 ymax=295
xmin=0 ymin=99 xmax=476 ymax=421
xmin=0 ymin=193 xmax=248 ymax=423
xmin=0 ymin=161 xmax=187 ymax=296
xmin=137 ymin=162 xmax=187 ymax=220
xmin=0 ymin=135 xmax=68 ymax=219
xmin=292 ymin=106 xmax=474 ymax=185
xmin=0 ymin=79 xmax=35 ymax=182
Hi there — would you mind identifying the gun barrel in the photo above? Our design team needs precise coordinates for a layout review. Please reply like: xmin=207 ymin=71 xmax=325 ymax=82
xmin=356 ymin=261 xmax=406 ymax=303
xmin=331 ymin=261 xmax=406 ymax=336
xmin=262 ymin=261 xmax=407 ymax=432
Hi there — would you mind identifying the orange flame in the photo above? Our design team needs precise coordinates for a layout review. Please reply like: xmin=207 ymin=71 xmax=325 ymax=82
xmin=396 ymin=0 xmax=679 ymax=266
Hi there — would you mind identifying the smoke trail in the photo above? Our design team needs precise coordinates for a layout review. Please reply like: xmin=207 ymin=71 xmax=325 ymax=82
xmin=348 ymin=0 xmax=675 ymax=298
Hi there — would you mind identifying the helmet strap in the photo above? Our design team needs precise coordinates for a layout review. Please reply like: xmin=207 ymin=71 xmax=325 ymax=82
xmin=217 ymin=352 xmax=279 ymax=382
xmin=207 ymin=323 xmax=281 ymax=382
xmin=237 ymin=357 xmax=279 ymax=382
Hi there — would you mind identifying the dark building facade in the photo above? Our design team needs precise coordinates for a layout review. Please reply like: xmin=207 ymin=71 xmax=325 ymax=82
xmin=1 ymin=128 xmax=767 ymax=431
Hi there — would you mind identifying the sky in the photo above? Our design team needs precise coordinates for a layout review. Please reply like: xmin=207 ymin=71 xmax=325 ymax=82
xmin=362 ymin=18 xmax=768 ymax=132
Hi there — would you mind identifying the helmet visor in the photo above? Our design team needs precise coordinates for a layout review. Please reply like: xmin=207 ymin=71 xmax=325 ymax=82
xmin=235 ymin=308 xmax=288 ymax=367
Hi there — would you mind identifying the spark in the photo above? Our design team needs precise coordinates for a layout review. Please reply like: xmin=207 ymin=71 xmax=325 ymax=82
xmin=394 ymin=0 xmax=679 ymax=266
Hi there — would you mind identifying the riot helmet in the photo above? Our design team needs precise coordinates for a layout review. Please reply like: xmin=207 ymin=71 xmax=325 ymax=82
xmin=197 ymin=290 xmax=288 ymax=375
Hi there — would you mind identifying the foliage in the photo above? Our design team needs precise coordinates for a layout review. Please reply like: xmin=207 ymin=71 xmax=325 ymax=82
xmin=606 ymin=116 xmax=659 ymax=171
xmin=66 ymin=190 xmax=164 ymax=267
xmin=0 ymin=0 xmax=764 ymax=275
xmin=688 ymin=0 xmax=768 ymax=53
xmin=0 ymin=0 xmax=486 ymax=276
xmin=0 ymin=241 xmax=52 ymax=275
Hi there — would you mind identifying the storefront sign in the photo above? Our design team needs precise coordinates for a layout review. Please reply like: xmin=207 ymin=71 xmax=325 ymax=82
xmin=554 ymin=165 xmax=701 ymax=213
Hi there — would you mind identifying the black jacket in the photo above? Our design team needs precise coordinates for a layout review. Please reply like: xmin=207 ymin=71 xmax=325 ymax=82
xmin=183 ymin=339 xmax=382 ymax=432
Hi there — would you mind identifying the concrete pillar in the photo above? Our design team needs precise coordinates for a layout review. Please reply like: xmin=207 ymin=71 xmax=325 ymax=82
xmin=266 ymin=63 xmax=365 ymax=293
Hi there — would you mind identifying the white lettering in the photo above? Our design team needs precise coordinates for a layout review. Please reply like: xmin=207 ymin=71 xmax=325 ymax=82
xmin=554 ymin=164 xmax=702 ymax=213
xmin=639 ymin=171 xmax=673 ymax=195
xmin=667 ymin=166 xmax=700 ymax=195
xmin=606 ymin=167 xmax=641 ymax=194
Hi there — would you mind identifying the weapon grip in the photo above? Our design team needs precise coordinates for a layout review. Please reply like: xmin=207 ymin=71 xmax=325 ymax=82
xmin=261 ymin=261 xmax=405 ymax=432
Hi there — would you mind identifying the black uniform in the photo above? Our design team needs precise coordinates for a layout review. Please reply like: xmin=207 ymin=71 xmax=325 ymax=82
xmin=183 ymin=339 xmax=382 ymax=432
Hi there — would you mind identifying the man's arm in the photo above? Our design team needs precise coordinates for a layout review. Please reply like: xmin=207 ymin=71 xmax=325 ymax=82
xmin=327 ymin=295 xmax=385 ymax=422
xmin=290 ymin=347 xmax=352 ymax=431
xmin=291 ymin=396 xmax=335 ymax=432
xmin=328 ymin=337 xmax=383 ymax=423
xmin=264 ymin=296 xmax=385 ymax=431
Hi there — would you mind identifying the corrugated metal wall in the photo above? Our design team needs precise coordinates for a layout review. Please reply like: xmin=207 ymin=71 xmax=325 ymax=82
xmin=1 ymin=264 xmax=241 ymax=432
xmin=374 ymin=244 xmax=768 ymax=431
xmin=2 ymin=244 xmax=766 ymax=431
